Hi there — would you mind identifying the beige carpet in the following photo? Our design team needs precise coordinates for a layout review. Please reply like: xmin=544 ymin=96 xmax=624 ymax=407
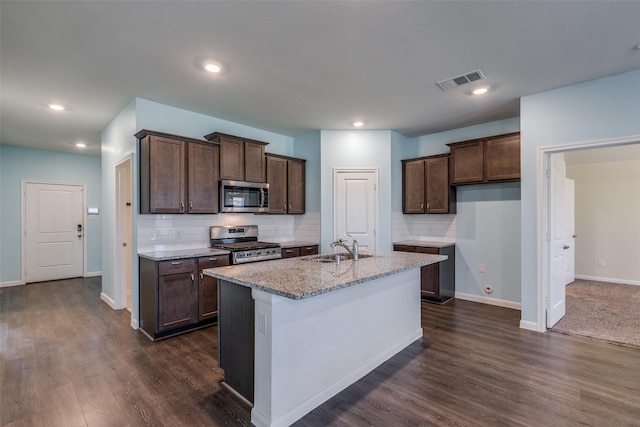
xmin=551 ymin=279 xmax=640 ymax=348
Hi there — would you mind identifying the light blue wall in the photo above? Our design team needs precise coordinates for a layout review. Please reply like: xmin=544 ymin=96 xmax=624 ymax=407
xmin=319 ymin=130 xmax=393 ymax=252
xmin=405 ymin=117 xmax=522 ymax=303
xmin=0 ymin=145 xmax=102 ymax=284
xmin=390 ymin=131 xmax=410 ymax=212
xmin=135 ymin=98 xmax=294 ymax=155
xmin=520 ymin=68 xmax=640 ymax=326
xmin=293 ymin=131 xmax=321 ymax=212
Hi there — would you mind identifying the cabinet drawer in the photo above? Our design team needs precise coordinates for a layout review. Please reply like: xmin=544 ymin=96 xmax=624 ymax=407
xmin=393 ymin=245 xmax=416 ymax=253
xmin=197 ymin=255 xmax=230 ymax=269
xmin=282 ymin=247 xmax=301 ymax=258
xmin=416 ymin=247 xmax=439 ymax=255
xmin=301 ymin=245 xmax=319 ymax=256
xmin=158 ymin=258 xmax=197 ymax=275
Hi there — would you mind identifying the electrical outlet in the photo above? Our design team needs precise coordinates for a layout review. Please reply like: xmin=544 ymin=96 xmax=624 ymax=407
xmin=478 ymin=263 xmax=485 ymax=273
xmin=598 ymin=259 xmax=605 ymax=267
xmin=258 ymin=313 xmax=266 ymax=334
xmin=150 ymin=230 xmax=158 ymax=241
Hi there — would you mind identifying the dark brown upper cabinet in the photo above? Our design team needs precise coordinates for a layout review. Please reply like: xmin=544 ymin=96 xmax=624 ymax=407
xmin=204 ymin=132 xmax=268 ymax=183
xmin=447 ymin=132 xmax=520 ymax=185
xmin=137 ymin=129 xmax=220 ymax=214
xmin=402 ymin=154 xmax=455 ymax=214
xmin=266 ymin=153 xmax=306 ymax=215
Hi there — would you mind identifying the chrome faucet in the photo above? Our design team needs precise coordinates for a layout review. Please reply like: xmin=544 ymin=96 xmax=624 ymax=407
xmin=330 ymin=236 xmax=359 ymax=261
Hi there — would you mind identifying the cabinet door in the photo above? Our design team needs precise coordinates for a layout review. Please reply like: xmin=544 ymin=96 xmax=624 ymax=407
xmin=266 ymin=156 xmax=287 ymax=214
xmin=219 ymin=136 xmax=245 ymax=181
xmin=281 ymin=247 xmax=301 ymax=258
xmin=188 ymin=142 xmax=219 ymax=213
xmin=198 ymin=256 xmax=229 ymax=321
xmin=149 ymin=136 xmax=185 ymax=213
xmin=402 ymin=159 xmax=426 ymax=213
xmin=425 ymin=157 xmax=450 ymax=214
xmin=287 ymin=159 xmax=305 ymax=214
xmin=449 ymin=140 xmax=484 ymax=185
xmin=416 ymin=247 xmax=440 ymax=298
xmin=485 ymin=133 xmax=520 ymax=181
xmin=158 ymin=271 xmax=198 ymax=332
xmin=245 ymin=141 xmax=266 ymax=183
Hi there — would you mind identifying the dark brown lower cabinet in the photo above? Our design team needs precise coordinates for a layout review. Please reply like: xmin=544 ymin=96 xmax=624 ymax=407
xmin=393 ymin=244 xmax=455 ymax=303
xmin=281 ymin=244 xmax=319 ymax=259
xmin=140 ymin=255 xmax=228 ymax=341
xmin=198 ymin=255 xmax=230 ymax=321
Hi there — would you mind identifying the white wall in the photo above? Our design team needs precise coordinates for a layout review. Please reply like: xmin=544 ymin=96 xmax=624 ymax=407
xmin=319 ymin=130 xmax=393 ymax=252
xmin=567 ymin=159 xmax=640 ymax=284
xmin=520 ymin=68 xmax=640 ymax=327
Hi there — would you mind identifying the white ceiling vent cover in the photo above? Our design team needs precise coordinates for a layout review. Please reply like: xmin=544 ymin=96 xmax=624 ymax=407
xmin=437 ymin=70 xmax=486 ymax=91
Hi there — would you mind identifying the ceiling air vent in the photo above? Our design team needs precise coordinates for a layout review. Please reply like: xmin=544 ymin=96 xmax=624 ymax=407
xmin=437 ymin=70 xmax=486 ymax=91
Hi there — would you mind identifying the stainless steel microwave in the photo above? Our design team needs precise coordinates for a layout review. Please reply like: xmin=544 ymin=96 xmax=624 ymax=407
xmin=220 ymin=180 xmax=269 ymax=213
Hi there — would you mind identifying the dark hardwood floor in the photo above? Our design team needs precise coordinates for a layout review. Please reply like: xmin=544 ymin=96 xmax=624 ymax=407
xmin=1 ymin=277 xmax=639 ymax=426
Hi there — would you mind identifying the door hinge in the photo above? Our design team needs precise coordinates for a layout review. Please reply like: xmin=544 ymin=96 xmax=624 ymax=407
xmin=546 ymin=233 xmax=551 ymax=242
xmin=545 ymin=169 xmax=551 ymax=178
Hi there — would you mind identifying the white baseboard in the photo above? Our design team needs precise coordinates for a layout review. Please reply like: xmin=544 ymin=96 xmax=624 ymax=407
xmin=0 ymin=280 xmax=25 ymax=288
xmin=455 ymin=292 xmax=521 ymax=310
xmin=519 ymin=319 xmax=542 ymax=332
xmin=130 ymin=318 xmax=139 ymax=329
xmin=100 ymin=292 xmax=116 ymax=309
xmin=575 ymin=275 xmax=640 ymax=286
xmin=84 ymin=271 xmax=102 ymax=278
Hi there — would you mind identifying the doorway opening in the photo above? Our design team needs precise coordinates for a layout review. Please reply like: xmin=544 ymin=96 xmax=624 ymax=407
xmin=115 ymin=156 xmax=133 ymax=312
xmin=538 ymin=135 xmax=640 ymax=332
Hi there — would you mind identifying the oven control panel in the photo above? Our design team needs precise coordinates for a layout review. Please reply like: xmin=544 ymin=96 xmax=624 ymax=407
xmin=232 ymin=247 xmax=282 ymax=264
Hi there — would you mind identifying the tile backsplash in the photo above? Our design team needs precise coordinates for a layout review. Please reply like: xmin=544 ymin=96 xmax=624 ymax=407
xmin=392 ymin=212 xmax=456 ymax=243
xmin=137 ymin=212 xmax=319 ymax=252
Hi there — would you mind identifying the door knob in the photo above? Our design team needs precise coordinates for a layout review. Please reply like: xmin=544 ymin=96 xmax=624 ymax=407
xmin=573 ymin=234 xmax=578 ymax=238
xmin=563 ymin=245 xmax=570 ymax=250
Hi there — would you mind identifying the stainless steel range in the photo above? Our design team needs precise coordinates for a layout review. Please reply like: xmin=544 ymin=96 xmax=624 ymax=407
xmin=210 ymin=225 xmax=281 ymax=264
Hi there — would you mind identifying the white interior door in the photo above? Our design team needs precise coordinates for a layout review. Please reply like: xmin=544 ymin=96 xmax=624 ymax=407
xmin=334 ymin=169 xmax=377 ymax=252
xmin=116 ymin=158 xmax=133 ymax=311
xmin=25 ymin=182 xmax=84 ymax=283
xmin=564 ymin=178 xmax=575 ymax=285
xmin=547 ymin=154 xmax=566 ymax=327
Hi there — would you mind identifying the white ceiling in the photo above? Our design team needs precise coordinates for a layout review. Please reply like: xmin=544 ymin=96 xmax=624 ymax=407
xmin=2 ymin=1 xmax=640 ymax=156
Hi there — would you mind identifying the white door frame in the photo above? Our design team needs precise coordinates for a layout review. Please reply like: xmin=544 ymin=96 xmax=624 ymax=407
xmin=114 ymin=155 xmax=133 ymax=311
xmin=21 ymin=180 xmax=87 ymax=284
xmin=333 ymin=168 xmax=379 ymax=252
xmin=536 ymin=135 xmax=640 ymax=332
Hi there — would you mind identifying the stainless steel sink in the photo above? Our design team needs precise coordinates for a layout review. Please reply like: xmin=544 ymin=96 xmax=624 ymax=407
xmin=304 ymin=253 xmax=372 ymax=263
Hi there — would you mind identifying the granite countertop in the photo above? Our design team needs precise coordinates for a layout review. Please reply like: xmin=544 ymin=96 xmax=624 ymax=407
xmin=278 ymin=241 xmax=319 ymax=249
xmin=203 ymin=251 xmax=447 ymax=300
xmin=138 ymin=248 xmax=230 ymax=261
xmin=393 ymin=240 xmax=456 ymax=248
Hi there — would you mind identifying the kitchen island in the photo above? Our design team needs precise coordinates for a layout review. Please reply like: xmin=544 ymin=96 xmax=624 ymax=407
xmin=203 ymin=251 xmax=446 ymax=427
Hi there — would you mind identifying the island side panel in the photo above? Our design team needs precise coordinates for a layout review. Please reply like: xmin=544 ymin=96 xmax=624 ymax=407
xmin=218 ymin=279 xmax=255 ymax=403
xmin=251 ymin=268 xmax=422 ymax=427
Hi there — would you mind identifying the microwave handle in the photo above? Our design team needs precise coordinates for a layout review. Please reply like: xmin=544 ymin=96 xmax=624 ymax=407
xmin=260 ymin=188 xmax=265 ymax=208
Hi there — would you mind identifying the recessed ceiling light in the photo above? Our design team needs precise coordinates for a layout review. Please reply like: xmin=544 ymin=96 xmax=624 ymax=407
xmin=49 ymin=104 xmax=65 ymax=111
xmin=75 ymin=142 xmax=87 ymax=148
xmin=353 ymin=121 xmax=364 ymax=128
xmin=472 ymin=86 xmax=489 ymax=95
xmin=204 ymin=62 xmax=223 ymax=73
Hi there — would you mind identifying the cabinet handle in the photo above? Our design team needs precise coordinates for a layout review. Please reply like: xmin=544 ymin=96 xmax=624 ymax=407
xmin=305 ymin=247 xmax=313 ymax=250
xmin=171 ymin=261 xmax=183 ymax=266
xmin=421 ymin=203 xmax=424 ymax=210
xmin=191 ymin=274 xmax=194 ymax=282
xmin=200 ymin=272 xmax=203 ymax=280
xmin=189 ymin=201 xmax=193 ymax=212
xmin=289 ymin=204 xmax=292 ymax=211
xmin=284 ymin=204 xmax=287 ymax=211
xmin=285 ymin=250 xmax=293 ymax=253
xmin=208 ymin=257 xmax=218 ymax=261
xmin=180 ymin=201 xmax=184 ymax=212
